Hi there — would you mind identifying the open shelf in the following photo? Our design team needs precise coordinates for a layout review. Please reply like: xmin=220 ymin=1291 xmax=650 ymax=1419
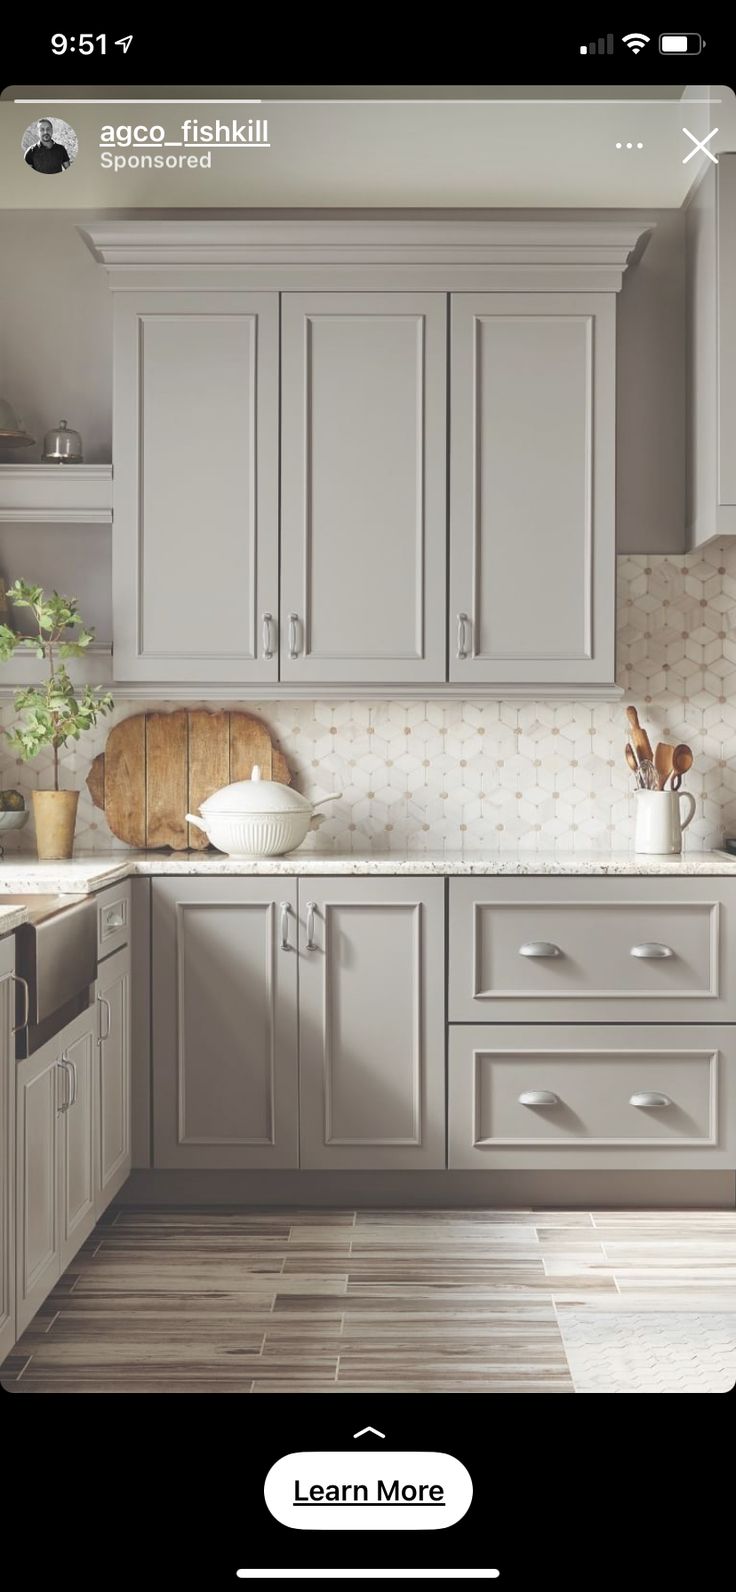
xmin=0 ymin=464 xmax=112 ymax=523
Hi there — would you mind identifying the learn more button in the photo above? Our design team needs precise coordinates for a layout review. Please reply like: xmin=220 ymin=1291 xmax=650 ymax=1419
xmin=264 ymin=1451 xmax=473 ymax=1531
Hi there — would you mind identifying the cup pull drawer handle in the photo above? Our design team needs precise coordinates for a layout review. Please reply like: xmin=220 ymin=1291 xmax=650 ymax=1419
xmin=519 ymin=1091 xmax=560 ymax=1107
xmin=630 ymin=943 xmax=674 ymax=959
xmin=629 ymin=1092 xmax=672 ymax=1109
xmin=519 ymin=942 xmax=561 ymax=958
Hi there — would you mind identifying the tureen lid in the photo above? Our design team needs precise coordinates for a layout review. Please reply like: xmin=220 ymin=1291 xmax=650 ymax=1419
xmin=199 ymin=765 xmax=311 ymax=815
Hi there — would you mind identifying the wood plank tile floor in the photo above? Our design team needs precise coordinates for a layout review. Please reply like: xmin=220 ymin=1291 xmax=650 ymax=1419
xmin=3 ymin=1207 xmax=736 ymax=1394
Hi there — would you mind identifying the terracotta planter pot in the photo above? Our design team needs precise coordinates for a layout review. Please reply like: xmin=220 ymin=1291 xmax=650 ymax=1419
xmin=32 ymin=790 xmax=79 ymax=860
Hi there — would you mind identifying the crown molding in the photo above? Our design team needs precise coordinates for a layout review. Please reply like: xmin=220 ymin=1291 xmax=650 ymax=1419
xmin=79 ymin=220 xmax=654 ymax=291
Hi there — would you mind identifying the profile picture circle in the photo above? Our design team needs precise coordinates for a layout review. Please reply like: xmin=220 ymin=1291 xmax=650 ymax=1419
xmin=21 ymin=116 xmax=78 ymax=175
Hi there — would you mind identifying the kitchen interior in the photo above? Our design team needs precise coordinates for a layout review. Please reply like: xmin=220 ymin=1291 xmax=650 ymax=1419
xmin=1 ymin=83 xmax=736 ymax=1396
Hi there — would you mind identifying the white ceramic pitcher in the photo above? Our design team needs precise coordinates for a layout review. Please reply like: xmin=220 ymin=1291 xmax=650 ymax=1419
xmin=634 ymin=788 xmax=696 ymax=854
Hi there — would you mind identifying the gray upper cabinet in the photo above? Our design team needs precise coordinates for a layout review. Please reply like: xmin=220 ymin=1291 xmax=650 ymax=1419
xmin=113 ymin=290 xmax=279 ymax=681
xmin=298 ymin=878 xmax=445 ymax=1169
xmin=687 ymin=154 xmax=736 ymax=545
xmin=449 ymin=293 xmax=616 ymax=687
xmin=0 ymin=941 xmax=15 ymax=1365
xmin=152 ymin=879 xmax=299 ymax=1169
xmin=280 ymin=292 xmax=447 ymax=684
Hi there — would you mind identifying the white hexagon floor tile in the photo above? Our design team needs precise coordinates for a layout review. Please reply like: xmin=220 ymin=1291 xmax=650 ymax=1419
xmin=557 ymin=1311 xmax=736 ymax=1394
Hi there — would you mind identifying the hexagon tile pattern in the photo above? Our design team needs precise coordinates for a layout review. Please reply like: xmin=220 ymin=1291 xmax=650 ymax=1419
xmin=2 ymin=543 xmax=736 ymax=854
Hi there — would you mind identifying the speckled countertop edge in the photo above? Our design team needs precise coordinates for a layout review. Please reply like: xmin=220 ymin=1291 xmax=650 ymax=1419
xmin=1 ymin=849 xmax=736 ymax=894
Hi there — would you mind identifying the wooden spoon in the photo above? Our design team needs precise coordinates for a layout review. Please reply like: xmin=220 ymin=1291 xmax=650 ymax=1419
xmin=670 ymin=744 xmax=694 ymax=791
xmin=671 ymin=744 xmax=693 ymax=781
xmin=654 ymin=742 xmax=675 ymax=791
xmin=626 ymin=705 xmax=654 ymax=765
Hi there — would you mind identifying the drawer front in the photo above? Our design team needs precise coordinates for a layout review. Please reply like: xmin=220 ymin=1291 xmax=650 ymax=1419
xmin=448 ymin=1024 xmax=735 ymax=1169
xmin=449 ymin=876 xmax=736 ymax=1022
xmin=96 ymin=881 xmax=131 ymax=960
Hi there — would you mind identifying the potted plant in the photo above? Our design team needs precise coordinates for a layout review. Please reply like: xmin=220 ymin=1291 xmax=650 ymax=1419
xmin=0 ymin=581 xmax=113 ymax=859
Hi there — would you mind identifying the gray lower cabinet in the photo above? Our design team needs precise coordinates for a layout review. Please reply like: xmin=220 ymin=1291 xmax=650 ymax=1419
xmin=152 ymin=879 xmax=299 ymax=1169
xmin=449 ymin=875 xmax=736 ymax=1024
xmin=113 ymin=289 xmax=279 ymax=681
xmin=15 ymin=1003 xmax=97 ymax=1337
xmin=0 ymin=940 xmax=15 ymax=1365
xmin=449 ymin=292 xmax=616 ymax=686
xmin=96 ymin=944 xmax=132 ymax=1213
xmin=448 ymin=1024 xmax=736 ymax=1171
xmin=298 ymin=878 xmax=445 ymax=1169
xmin=280 ymin=292 xmax=447 ymax=685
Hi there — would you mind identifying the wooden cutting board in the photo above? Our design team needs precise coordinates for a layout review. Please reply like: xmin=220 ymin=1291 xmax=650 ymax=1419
xmin=87 ymin=710 xmax=291 ymax=850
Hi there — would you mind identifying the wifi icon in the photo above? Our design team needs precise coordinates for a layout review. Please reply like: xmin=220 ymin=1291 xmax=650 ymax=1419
xmin=622 ymin=32 xmax=650 ymax=54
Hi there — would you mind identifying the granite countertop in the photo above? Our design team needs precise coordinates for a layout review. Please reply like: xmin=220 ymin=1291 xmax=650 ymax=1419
xmin=0 ymin=903 xmax=29 ymax=933
xmin=1 ymin=848 xmax=736 ymax=893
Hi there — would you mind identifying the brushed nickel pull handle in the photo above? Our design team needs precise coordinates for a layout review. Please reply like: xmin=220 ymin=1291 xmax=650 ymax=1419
xmin=519 ymin=942 xmax=562 ymax=958
xmin=11 ymin=972 xmax=30 ymax=1034
xmin=68 ymin=1056 xmax=78 ymax=1108
xmin=456 ymin=612 xmax=470 ymax=660
xmin=280 ymin=902 xmax=291 ymax=951
xmin=104 ymin=906 xmax=125 ymax=931
xmin=288 ymin=613 xmax=300 ymax=660
xmin=630 ymin=1092 xmax=672 ymax=1109
xmin=305 ymin=901 xmax=318 ymax=951
xmin=519 ymin=1090 xmax=560 ymax=1107
xmin=57 ymin=1059 xmax=72 ymax=1113
xmin=262 ymin=612 xmax=275 ymax=660
xmin=97 ymin=991 xmax=112 ymax=1044
xmin=630 ymin=943 xmax=674 ymax=959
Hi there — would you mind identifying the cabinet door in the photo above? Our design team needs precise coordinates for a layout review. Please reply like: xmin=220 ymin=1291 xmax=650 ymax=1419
xmin=113 ymin=290 xmax=279 ymax=681
xmin=16 ymin=1038 xmax=62 ymax=1337
xmin=153 ymin=880 xmax=299 ymax=1169
xmin=450 ymin=292 xmax=616 ymax=686
xmin=298 ymin=878 xmax=445 ymax=1169
xmin=281 ymin=292 xmax=447 ymax=683
xmin=96 ymin=946 xmax=131 ymax=1216
xmin=0 ymin=947 xmax=15 ymax=1364
xmin=59 ymin=1009 xmax=98 ymax=1271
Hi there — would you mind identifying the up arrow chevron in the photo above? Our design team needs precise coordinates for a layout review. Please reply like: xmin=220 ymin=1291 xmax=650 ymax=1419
xmin=353 ymin=1426 xmax=385 ymax=1439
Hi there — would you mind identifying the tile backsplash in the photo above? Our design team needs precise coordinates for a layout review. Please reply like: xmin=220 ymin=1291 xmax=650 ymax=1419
xmin=2 ymin=542 xmax=736 ymax=855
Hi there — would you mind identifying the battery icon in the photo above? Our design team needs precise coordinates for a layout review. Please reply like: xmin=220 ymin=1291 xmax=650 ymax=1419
xmin=659 ymin=33 xmax=704 ymax=54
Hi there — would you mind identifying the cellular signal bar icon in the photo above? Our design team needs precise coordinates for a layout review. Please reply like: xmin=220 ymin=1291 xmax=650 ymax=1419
xmin=580 ymin=34 xmax=614 ymax=55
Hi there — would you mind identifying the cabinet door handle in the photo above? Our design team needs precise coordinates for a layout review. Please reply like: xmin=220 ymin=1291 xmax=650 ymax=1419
xmin=97 ymin=991 xmax=112 ymax=1045
xmin=305 ymin=901 xmax=318 ymax=951
xmin=104 ymin=907 xmax=125 ymax=932
xmin=456 ymin=612 xmax=470 ymax=660
xmin=519 ymin=1090 xmax=560 ymax=1107
xmin=519 ymin=942 xmax=561 ymax=958
xmin=288 ymin=613 xmax=300 ymax=660
xmin=69 ymin=1056 xmax=78 ymax=1108
xmin=11 ymin=972 xmax=30 ymax=1034
xmin=262 ymin=612 xmax=275 ymax=660
xmin=280 ymin=902 xmax=291 ymax=951
xmin=57 ymin=1058 xmax=72 ymax=1113
xmin=630 ymin=943 xmax=674 ymax=959
xmin=629 ymin=1092 xmax=672 ymax=1109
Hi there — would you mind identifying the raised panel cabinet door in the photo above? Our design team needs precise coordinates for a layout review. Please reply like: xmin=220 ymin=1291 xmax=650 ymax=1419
xmin=0 ymin=945 xmax=15 ymax=1364
xmin=113 ymin=290 xmax=279 ymax=681
xmin=718 ymin=157 xmax=736 ymax=513
xmin=152 ymin=880 xmax=299 ymax=1169
xmin=281 ymin=292 xmax=447 ymax=684
xmin=298 ymin=878 xmax=445 ymax=1169
xmin=15 ymin=1036 xmax=62 ymax=1337
xmin=449 ymin=293 xmax=616 ymax=685
xmin=59 ymin=1009 xmax=98 ymax=1271
xmin=96 ymin=945 xmax=131 ymax=1216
